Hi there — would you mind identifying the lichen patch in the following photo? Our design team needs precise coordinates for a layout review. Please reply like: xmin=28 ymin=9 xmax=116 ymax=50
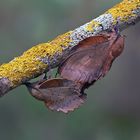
xmin=107 ymin=0 xmax=140 ymax=24
xmin=0 ymin=31 xmax=72 ymax=86
xmin=86 ymin=20 xmax=101 ymax=32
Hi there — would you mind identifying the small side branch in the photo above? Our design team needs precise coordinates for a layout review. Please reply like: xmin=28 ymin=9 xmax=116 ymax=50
xmin=0 ymin=0 xmax=140 ymax=96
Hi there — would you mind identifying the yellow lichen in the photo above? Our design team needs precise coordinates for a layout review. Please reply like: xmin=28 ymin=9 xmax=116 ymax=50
xmin=0 ymin=31 xmax=72 ymax=86
xmin=106 ymin=0 xmax=140 ymax=24
xmin=49 ymin=31 xmax=72 ymax=47
xmin=86 ymin=20 xmax=101 ymax=31
xmin=0 ymin=0 xmax=140 ymax=87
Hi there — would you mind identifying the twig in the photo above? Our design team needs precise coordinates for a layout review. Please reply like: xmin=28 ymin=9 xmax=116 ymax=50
xmin=0 ymin=0 xmax=140 ymax=96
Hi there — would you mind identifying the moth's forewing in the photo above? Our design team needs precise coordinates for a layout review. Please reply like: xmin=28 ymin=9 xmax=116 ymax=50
xmin=59 ymin=42 xmax=110 ymax=84
xmin=59 ymin=30 xmax=124 ymax=89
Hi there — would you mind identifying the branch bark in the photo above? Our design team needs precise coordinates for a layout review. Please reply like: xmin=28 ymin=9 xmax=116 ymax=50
xmin=0 ymin=0 xmax=140 ymax=96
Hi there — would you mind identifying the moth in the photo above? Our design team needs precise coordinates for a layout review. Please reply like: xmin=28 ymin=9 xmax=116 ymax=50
xmin=25 ymin=78 xmax=86 ymax=113
xmin=25 ymin=29 xmax=124 ymax=113
xmin=58 ymin=29 xmax=125 ymax=93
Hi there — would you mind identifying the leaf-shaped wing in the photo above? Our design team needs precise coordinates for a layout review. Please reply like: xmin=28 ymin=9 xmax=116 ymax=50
xmin=59 ymin=41 xmax=110 ymax=84
xmin=59 ymin=31 xmax=124 ymax=86
xmin=26 ymin=78 xmax=86 ymax=113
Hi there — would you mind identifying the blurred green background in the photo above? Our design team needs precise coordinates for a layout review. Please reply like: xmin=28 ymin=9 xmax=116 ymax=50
xmin=0 ymin=0 xmax=140 ymax=140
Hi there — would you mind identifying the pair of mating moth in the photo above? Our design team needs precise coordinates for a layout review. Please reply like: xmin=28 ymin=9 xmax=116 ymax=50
xmin=25 ymin=29 xmax=124 ymax=113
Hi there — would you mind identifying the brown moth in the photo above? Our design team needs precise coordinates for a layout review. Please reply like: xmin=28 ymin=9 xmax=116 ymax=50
xmin=25 ymin=29 xmax=124 ymax=113
xmin=59 ymin=30 xmax=125 ymax=92
xmin=25 ymin=78 xmax=86 ymax=113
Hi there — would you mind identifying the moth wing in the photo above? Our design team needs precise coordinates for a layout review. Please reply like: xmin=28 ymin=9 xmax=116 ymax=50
xmin=59 ymin=41 xmax=110 ymax=84
xmin=27 ymin=78 xmax=86 ymax=113
xmin=40 ymin=87 xmax=86 ymax=113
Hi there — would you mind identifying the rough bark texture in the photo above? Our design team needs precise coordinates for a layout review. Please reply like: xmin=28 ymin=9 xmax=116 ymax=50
xmin=0 ymin=0 xmax=140 ymax=96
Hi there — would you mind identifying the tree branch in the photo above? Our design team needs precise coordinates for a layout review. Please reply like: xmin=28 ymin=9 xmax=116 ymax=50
xmin=0 ymin=0 xmax=140 ymax=96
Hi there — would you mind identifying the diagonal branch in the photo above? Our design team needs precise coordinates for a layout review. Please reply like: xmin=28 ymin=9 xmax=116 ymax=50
xmin=0 ymin=0 xmax=140 ymax=96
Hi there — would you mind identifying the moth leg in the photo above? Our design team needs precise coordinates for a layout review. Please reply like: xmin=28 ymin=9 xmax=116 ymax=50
xmin=47 ymin=58 xmax=53 ymax=79
xmin=55 ymin=69 xmax=59 ymax=78
xmin=47 ymin=68 xmax=53 ymax=79
xmin=42 ymin=73 xmax=47 ymax=79
xmin=113 ymin=22 xmax=121 ymax=34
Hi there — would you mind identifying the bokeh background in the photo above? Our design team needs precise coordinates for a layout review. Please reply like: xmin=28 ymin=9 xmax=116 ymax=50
xmin=0 ymin=0 xmax=140 ymax=140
